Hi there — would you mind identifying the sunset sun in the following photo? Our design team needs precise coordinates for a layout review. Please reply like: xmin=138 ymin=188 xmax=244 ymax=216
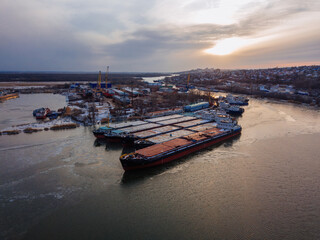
xmin=204 ymin=37 xmax=250 ymax=56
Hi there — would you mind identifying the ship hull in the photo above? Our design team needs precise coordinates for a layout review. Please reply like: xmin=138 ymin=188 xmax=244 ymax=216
xmin=106 ymin=137 xmax=123 ymax=143
xmin=121 ymin=130 xmax=241 ymax=171
xmin=133 ymin=142 xmax=155 ymax=149
xmin=94 ymin=133 xmax=123 ymax=142
xmin=227 ymin=110 xmax=244 ymax=116
xmin=229 ymin=102 xmax=248 ymax=106
xmin=93 ymin=133 xmax=106 ymax=139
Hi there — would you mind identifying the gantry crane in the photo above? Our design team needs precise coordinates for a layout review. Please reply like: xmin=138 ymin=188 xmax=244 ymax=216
xmin=97 ymin=71 xmax=102 ymax=90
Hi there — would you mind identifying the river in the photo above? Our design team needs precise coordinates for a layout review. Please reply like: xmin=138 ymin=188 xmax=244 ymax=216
xmin=0 ymin=94 xmax=320 ymax=240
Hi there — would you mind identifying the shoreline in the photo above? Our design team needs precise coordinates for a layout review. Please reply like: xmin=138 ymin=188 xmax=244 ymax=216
xmin=0 ymin=82 xmax=69 ymax=87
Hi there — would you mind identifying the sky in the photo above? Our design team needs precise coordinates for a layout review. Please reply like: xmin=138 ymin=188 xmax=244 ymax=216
xmin=1 ymin=0 xmax=320 ymax=72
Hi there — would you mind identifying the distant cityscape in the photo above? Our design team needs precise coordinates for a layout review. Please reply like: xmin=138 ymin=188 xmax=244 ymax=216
xmin=1 ymin=65 xmax=320 ymax=107
xmin=166 ymin=65 xmax=320 ymax=105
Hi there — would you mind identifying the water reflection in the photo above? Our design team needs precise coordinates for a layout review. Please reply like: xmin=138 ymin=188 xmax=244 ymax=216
xmin=93 ymin=139 xmax=123 ymax=151
xmin=121 ymin=159 xmax=186 ymax=186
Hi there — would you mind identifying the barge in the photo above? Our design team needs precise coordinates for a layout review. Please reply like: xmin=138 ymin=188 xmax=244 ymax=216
xmin=93 ymin=120 xmax=147 ymax=139
xmin=226 ymin=94 xmax=249 ymax=106
xmin=219 ymin=101 xmax=244 ymax=116
xmin=145 ymin=114 xmax=185 ymax=123
xmin=94 ymin=115 xmax=198 ymax=143
xmin=134 ymin=128 xmax=194 ymax=149
xmin=96 ymin=122 xmax=162 ymax=142
xmin=0 ymin=92 xmax=19 ymax=102
xmin=120 ymin=122 xmax=241 ymax=171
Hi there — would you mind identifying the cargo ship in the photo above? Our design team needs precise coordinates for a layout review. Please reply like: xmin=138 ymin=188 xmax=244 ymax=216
xmin=93 ymin=115 xmax=185 ymax=140
xmin=92 ymin=120 xmax=147 ymax=139
xmin=120 ymin=121 xmax=241 ymax=171
xmin=104 ymin=122 xmax=162 ymax=142
xmin=93 ymin=115 xmax=198 ymax=143
xmin=134 ymin=128 xmax=195 ymax=149
xmin=134 ymin=121 xmax=215 ymax=149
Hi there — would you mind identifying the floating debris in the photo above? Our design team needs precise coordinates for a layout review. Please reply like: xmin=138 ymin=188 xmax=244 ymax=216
xmin=50 ymin=123 xmax=79 ymax=130
xmin=0 ymin=130 xmax=21 ymax=135
xmin=23 ymin=128 xmax=43 ymax=133
xmin=0 ymin=118 xmax=79 ymax=136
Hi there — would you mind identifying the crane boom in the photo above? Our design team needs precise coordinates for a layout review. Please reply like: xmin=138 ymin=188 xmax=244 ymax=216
xmin=98 ymin=71 xmax=102 ymax=90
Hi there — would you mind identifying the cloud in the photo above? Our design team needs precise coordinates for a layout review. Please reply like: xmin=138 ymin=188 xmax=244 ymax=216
xmin=0 ymin=0 xmax=319 ymax=71
xmin=0 ymin=0 xmax=103 ymax=70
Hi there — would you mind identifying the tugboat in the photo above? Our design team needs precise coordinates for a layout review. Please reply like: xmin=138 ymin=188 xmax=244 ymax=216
xmin=224 ymin=105 xmax=244 ymax=116
xmin=226 ymin=94 xmax=249 ymax=106
xmin=218 ymin=101 xmax=244 ymax=116
xmin=33 ymin=108 xmax=45 ymax=116
xmin=35 ymin=108 xmax=51 ymax=119
xmin=92 ymin=126 xmax=113 ymax=139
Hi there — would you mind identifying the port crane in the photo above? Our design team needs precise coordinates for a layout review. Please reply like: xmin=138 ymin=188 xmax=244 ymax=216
xmin=97 ymin=71 xmax=102 ymax=90
xmin=105 ymin=66 xmax=109 ymax=88
xmin=97 ymin=66 xmax=109 ymax=90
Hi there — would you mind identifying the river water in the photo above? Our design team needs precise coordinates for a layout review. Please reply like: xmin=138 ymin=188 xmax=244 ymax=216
xmin=0 ymin=94 xmax=320 ymax=240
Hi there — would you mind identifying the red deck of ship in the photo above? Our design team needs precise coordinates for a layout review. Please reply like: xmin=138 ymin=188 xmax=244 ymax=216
xmin=135 ymin=138 xmax=191 ymax=157
xmin=202 ymin=127 xmax=223 ymax=136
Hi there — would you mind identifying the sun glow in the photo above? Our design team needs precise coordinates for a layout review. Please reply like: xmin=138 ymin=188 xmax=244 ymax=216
xmin=204 ymin=37 xmax=250 ymax=55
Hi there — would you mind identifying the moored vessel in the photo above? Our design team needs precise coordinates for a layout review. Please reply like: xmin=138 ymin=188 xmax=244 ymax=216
xmin=92 ymin=120 xmax=147 ymax=140
xmin=226 ymin=94 xmax=249 ymax=106
xmin=120 ymin=123 xmax=241 ymax=171
xmin=219 ymin=101 xmax=244 ymax=116
xmin=0 ymin=91 xmax=19 ymax=102
xmin=35 ymin=108 xmax=51 ymax=119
